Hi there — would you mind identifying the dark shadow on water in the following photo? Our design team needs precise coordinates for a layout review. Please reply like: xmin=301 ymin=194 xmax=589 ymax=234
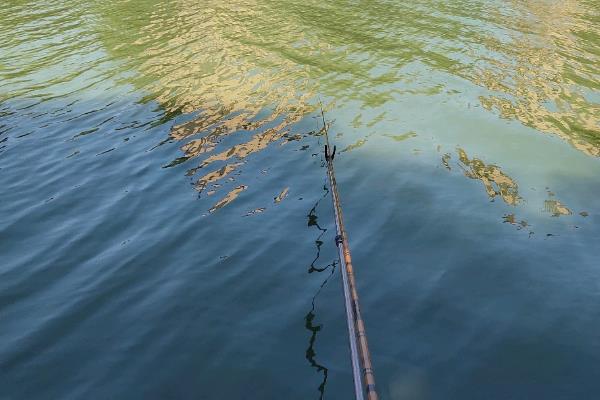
xmin=307 ymin=184 xmax=330 ymax=273
xmin=304 ymin=180 xmax=336 ymax=399
xmin=304 ymin=260 xmax=337 ymax=400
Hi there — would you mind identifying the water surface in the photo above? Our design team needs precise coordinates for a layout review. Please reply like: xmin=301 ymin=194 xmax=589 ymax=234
xmin=1 ymin=0 xmax=600 ymax=399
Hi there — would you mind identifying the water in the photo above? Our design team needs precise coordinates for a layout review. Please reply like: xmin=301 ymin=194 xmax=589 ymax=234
xmin=1 ymin=0 xmax=599 ymax=398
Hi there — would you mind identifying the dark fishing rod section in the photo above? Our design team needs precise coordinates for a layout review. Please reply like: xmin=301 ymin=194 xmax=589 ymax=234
xmin=321 ymin=108 xmax=378 ymax=400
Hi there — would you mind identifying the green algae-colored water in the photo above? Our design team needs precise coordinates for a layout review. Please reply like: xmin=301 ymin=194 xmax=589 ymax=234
xmin=1 ymin=1 xmax=599 ymax=398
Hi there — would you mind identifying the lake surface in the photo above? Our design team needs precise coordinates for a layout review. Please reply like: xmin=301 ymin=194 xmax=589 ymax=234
xmin=1 ymin=0 xmax=599 ymax=399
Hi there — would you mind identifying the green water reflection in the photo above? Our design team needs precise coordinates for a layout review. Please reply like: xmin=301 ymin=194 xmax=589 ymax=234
xmin=78 ymin=0 xmax=600 ymax=210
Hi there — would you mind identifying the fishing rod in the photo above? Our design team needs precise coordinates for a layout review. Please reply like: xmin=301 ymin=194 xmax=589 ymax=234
xmin=320 ymin=106 xmax=378 ymax=400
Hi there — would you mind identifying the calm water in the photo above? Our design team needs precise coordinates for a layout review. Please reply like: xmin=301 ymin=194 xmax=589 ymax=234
xmin=1 ymin=0 xmax=600 ymax=398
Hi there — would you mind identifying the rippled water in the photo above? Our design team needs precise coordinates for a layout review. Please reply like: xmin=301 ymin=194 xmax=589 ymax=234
xmin=1 ymin=0 xmax=600 ymax=398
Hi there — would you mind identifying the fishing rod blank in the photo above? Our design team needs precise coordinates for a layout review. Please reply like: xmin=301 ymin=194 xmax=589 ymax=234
xmin=322 ymin=109 xmax=378 ymax=400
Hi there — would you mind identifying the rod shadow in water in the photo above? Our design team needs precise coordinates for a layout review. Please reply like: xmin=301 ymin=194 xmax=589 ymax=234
xmin=304 ymin=181 xmax=337 ymax=399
